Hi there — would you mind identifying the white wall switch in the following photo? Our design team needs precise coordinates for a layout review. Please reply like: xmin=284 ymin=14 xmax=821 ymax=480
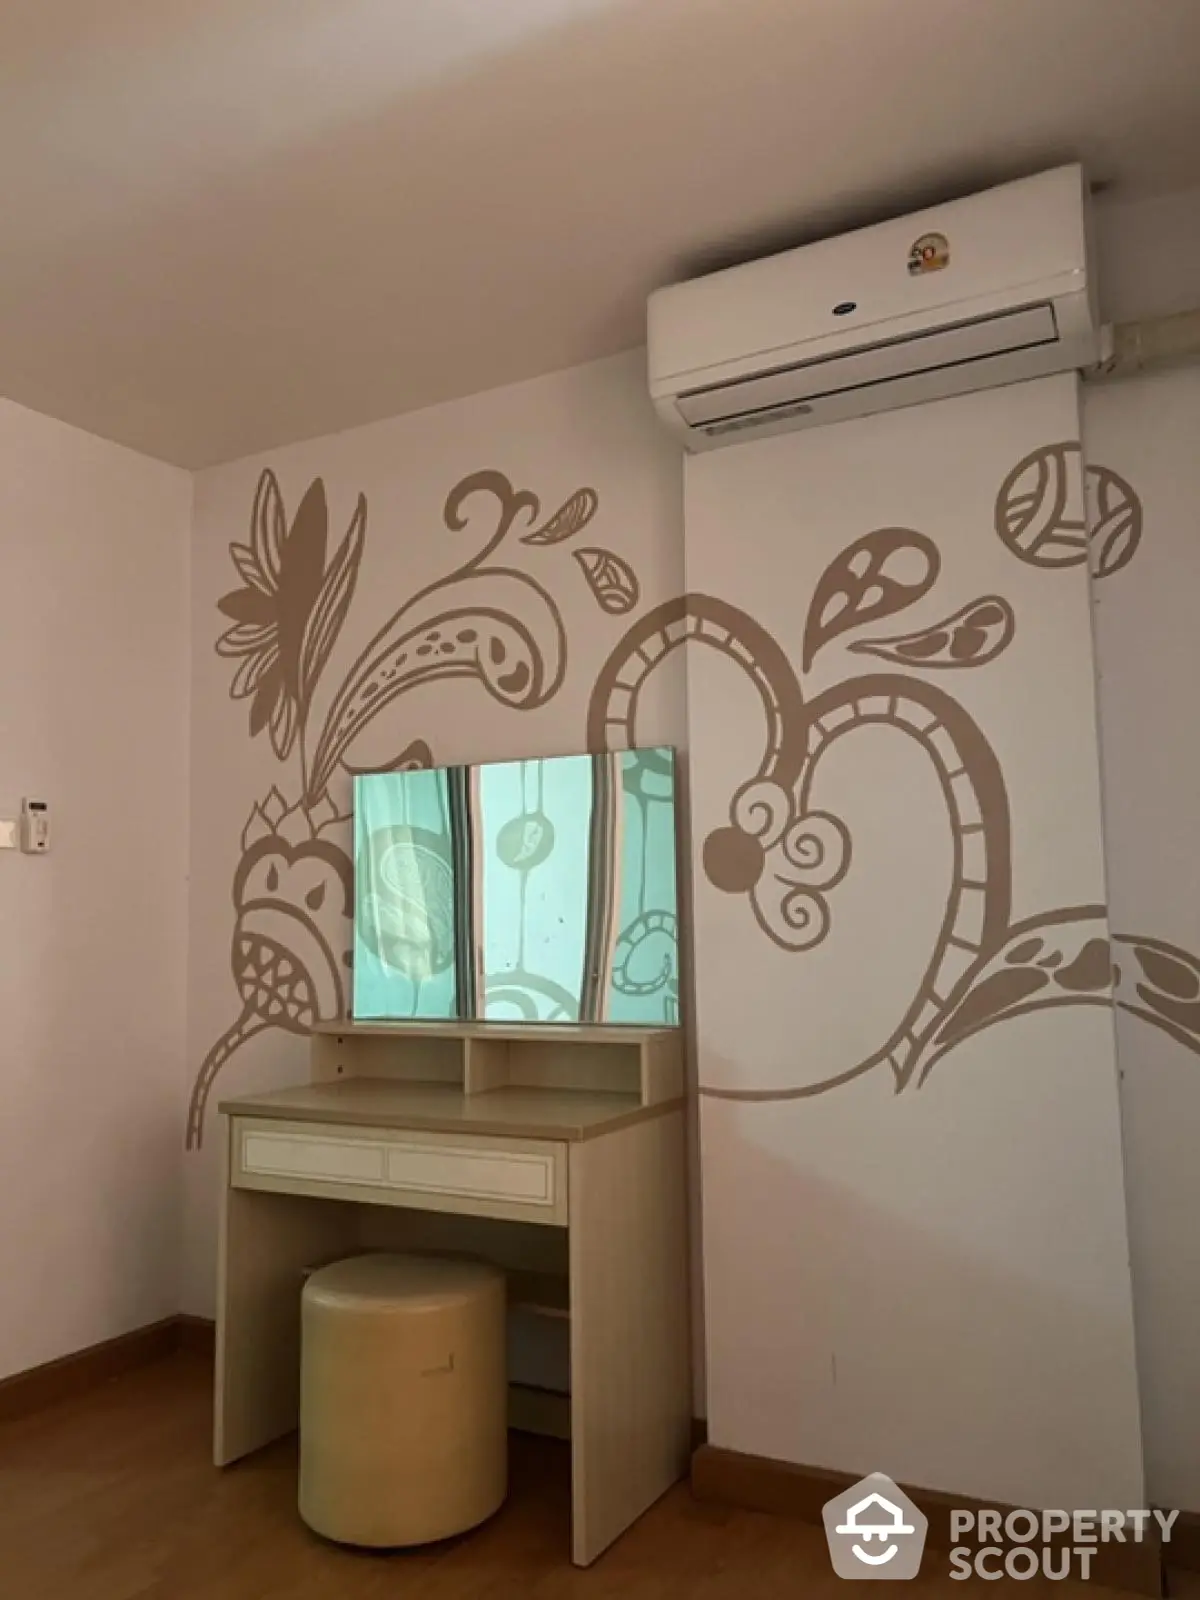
xmin=20 ymin=799 xmax=50 ymax=853
xmin=0 ymin=819 xmax=16 ymax=850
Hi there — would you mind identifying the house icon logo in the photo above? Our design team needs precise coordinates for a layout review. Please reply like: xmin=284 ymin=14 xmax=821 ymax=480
xmin=822 ymin=1473 xmax=928 ymax=1579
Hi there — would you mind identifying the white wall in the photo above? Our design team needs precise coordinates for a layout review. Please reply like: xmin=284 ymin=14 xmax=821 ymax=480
xmin=1085 ymin=365 xmax=1200 ymax=1512
xmin=0 ymin=399 xmax=191 ymax=1379
xmin=1095 ymin=182 xmax=1200 ymax=325
xmin=1087 ymin=181 xmax=1200 ymax=1511
xmin=182 ymin=350 xmax=687 ymax=1314
xmin=684 ymin=377 xmax=1145 ymax=1510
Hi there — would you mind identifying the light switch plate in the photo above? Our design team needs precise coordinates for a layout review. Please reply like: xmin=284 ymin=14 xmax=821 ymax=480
xmin=0 ymin=818 xmax=17 ymax=850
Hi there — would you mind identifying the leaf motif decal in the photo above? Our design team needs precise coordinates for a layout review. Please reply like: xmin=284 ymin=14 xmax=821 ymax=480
xmin=802 ymin=528 xmax=939 ymax=671
xmin=298 ymin=493 xmax=366 ymax=707
xmin=573 ymin=546 xmax=640 ymax=614
xmin=230 ymin=540 xmax=273 ymax=595
xmin=522 ymin=487 xmax=598 ymax=545
xmin=274 ymin=478 xmax=330 ymax=705
xmin=443 ymin=470 xmax=540 ymax=564
xmin=251 ymin=469 xmax=287 ymax=585
xmin=849 ymin=596 xmax=1015 ymax=669
xmin=1087 ymin=462 xmax=1143 ymax=579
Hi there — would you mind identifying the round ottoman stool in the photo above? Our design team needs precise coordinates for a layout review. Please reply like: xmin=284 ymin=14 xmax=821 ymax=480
xmin=299 ymin=1253 xmax=507 ymax=1547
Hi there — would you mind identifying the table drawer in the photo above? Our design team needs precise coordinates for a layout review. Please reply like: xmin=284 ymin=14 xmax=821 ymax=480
xmin=230 ymin=1118 xmax=567 ymax=1225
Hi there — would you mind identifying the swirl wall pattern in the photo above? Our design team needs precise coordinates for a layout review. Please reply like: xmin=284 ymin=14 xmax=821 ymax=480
xmin=187 ymin=467 xmax=634 ymax=1145
xmin=584 ymin=440 xmax=1200 ymax=1099
xmin=188 ymin=405 xmax=1200 ymax=1146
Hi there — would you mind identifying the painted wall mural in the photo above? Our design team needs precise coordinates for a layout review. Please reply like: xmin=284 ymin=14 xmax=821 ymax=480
xmin=586 ymin=445 xmax=1200 ymax=1102
xmin=996 ymin=442 xmax=1143 ymax=574
xmin=187 ymin=427 xmax=1199 ymax=1147
xmin=186 ymin=466 xmax=637 ymax=1146
xmin=680 ymin=380 xmax=1157 ymax=1508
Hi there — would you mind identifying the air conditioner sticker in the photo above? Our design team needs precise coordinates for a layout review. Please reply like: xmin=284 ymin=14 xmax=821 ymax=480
xmin=908 ymin=231 xmax=949 ymax=275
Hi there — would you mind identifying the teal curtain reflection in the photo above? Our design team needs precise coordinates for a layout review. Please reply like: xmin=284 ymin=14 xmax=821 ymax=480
xmin=478 ymin=755 xmax=592 ymax=1022
xmin=605 ymin=749 xmax=679 ymax=1024
xmin=352 ymin=748 xmax=679 ymax=1026
xmin=352 ymin=768 xmax=459 ymax=1018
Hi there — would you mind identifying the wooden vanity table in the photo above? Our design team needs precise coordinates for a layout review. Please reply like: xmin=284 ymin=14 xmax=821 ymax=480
xmin=215 ymin=1018 xmax=690 ymax=1567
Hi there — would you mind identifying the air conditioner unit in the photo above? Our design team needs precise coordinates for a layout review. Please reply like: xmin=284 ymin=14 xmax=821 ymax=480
xmin=647 ymin=165 xmax=1096 ymax=449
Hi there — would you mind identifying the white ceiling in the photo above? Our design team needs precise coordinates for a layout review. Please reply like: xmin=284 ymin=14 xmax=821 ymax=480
xmin=4 ymin=0 xmax=1200 ymax=467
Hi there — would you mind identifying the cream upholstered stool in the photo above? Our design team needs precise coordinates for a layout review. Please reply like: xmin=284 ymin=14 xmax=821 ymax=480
xmin=299 ymin=1253 xmax=507 ymax=1547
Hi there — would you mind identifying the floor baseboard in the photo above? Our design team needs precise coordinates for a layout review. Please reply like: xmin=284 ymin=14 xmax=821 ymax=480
xmin=4 ymin=1311 xmax=708 ymax=1465
xmin=176 ymin=1314 xmax=216 ymax=1358
xmin=1168 ymin=1512 xmax=1200 ymax=1575
xmin=0 ymin=1317 xmax=181 ymax=1426
xmin=692 ymin=1444 xmax=1164 ymax=1597
xmin=3 ymin=1319 xmax=1173 ymax=1595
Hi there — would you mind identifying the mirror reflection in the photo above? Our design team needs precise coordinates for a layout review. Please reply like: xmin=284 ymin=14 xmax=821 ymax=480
xmin=353 ymin=749 xmax=679 ymax=1025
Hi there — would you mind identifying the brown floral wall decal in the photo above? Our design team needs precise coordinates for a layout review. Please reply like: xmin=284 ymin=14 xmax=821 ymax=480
xmin=995 ymin=443 xmax=1088 ymax=567
xmin=911 ymin=911 xmax=1200 ymax=1082
xmin=574 ymin=546 xmax=640 ymax=614
xmin=1114 ymin=932 xmax=1200 ymax=1049
xmin=520 ymin=486 xmax=598 ymax=545
xmin=187 ymin=466 xmax=643 ymax=1147
xmin=217 ymin=471 xmax=365 ymax=765
xmin=848 ymin=596 xmax=1015 ymax=668
xmin=995 ymin=442 xmax=1143 ymax=576
xmin=801 ymin=528 xmax=939 ymax=671
xmin=585 ymin=443 xmax=1197 ymax=1102
xmin=591 ymin=591 xmax=1010 ymax=1093
xmin=1087 ymin=461 xmax=1143 ymax=578
xmin=186 ymin=789 xmax=353 ymax=1148
xmin=190 ymin=437 xmax=1176 ymax=1129
xmin=588 ymin=594 xmax=809 ymax=788
xmin=306 ymin=470 xmax=568 ymax=803
xmin=344 ymin=739 xmax=435 ymax=779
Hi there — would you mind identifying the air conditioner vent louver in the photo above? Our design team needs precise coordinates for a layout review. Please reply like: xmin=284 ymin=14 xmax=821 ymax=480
xmin=679 ymin=303 xmax=1059 ymax=430
xmin=703 ymin=401 xmax=815 ymax=438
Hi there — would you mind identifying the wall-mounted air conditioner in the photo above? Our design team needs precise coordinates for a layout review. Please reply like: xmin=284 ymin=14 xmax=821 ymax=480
xmin=647 ymin=165 xmax=1097 ymax=448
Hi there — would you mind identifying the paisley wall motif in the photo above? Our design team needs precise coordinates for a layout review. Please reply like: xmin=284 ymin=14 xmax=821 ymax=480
xmin=581 ymin=429 xmax=1197 ymax=1103
xmin=187 ymin=463 xmax=659 ymax=1144
xmin=189 ymin=364 xmax=1200 ymax=1133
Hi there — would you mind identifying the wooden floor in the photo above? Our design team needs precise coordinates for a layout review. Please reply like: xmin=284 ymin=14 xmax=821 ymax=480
xmin=0 ymin=1351 xmax=1192 ymax=1599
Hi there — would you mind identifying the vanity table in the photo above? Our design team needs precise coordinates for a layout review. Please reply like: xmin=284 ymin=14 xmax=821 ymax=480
xmin=214 ymin=1018 xmax=690 ymax=1567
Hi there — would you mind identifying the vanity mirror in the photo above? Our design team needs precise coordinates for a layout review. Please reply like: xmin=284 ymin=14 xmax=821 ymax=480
xmin=353 ymin=748 xmax=679 ymax=1026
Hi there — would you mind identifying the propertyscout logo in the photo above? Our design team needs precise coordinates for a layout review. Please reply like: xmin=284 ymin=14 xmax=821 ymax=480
xmin=823 ymin=1476 xmax=927 ymax=1579
xmin=822 ymin=1473 xmax=1179 ymax=1581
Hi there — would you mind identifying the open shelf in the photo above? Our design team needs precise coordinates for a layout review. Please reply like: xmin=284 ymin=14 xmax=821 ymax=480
xmin=310 ymin=1017 xmax=683 ymax=1113
xmin=311 ymin=1018 xmax=675 ymax=1043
